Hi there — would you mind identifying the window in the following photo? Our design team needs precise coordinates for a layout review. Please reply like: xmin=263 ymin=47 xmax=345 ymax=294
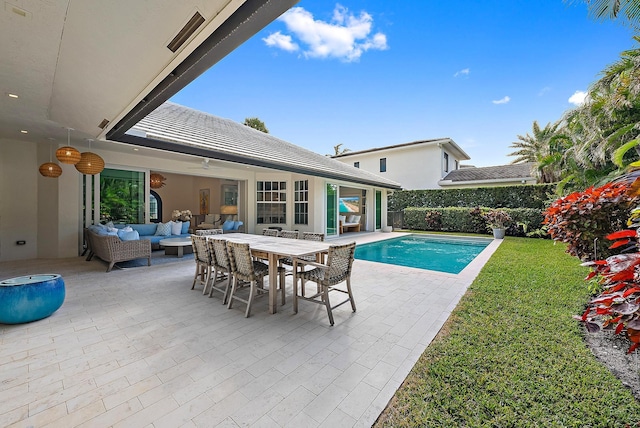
xmin=149 ymin=190 xmax=162 ymax=223
xmin=294 ymin=180 xmax=309 ymax=225
xmin=443 ymin=152 xmax=449 ymax=173
xmin=380 ymin=158 xmax=386 ymax=172
xmin=257 ymin=181 xmax=286 ymax=224
xmin=100 ymin=168 xmax=146 ymax=224
xmin=354 ymin=161 xmax=360 ymax=168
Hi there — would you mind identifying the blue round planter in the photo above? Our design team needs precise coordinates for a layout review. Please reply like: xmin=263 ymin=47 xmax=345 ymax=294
xmin=0 ymin=274 xmax=65 ymax=324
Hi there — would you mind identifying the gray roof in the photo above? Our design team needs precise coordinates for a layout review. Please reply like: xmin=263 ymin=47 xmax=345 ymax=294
xmin=124 ymin=102 xmax=401 ymax=189
xmin=442 ymin=163 xmax=535 ymax=182
xmin=333 ymin=138 xmax=471 ymax=161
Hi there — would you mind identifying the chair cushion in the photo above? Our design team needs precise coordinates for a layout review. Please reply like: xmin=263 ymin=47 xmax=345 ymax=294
xmin=155 ymin=222 xmax=172 ymax=236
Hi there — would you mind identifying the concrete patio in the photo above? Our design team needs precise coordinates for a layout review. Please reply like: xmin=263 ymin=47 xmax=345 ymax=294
xmin=0 ymin=232 xmax=500 ymax=427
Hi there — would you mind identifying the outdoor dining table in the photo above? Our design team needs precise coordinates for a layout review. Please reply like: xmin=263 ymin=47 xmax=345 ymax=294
xmin=207 ymin=233 xmax=332 ymax=314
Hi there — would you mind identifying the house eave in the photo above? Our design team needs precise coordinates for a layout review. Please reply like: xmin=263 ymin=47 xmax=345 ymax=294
xmin=117 ymin=134 xmax=403 ymax=190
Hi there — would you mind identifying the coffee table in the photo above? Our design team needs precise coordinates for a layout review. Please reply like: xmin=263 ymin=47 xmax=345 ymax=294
xmin=159 ymin=237 xmax=193 ymax=258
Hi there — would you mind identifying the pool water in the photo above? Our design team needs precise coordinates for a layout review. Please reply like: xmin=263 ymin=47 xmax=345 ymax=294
xmin=354 ymin=234 xmax=491 ymax=274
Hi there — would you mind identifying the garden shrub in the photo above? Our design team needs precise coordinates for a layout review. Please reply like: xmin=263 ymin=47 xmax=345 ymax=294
xmin=406 ymin=207 xmax=544 ymax=236
xmin=389 ymin=184 xmax=556 ymax=211
xmin=544 ymin=181 xmax=635 ymax=260
xmin=573 ymin=172 xmax=640 ymax=353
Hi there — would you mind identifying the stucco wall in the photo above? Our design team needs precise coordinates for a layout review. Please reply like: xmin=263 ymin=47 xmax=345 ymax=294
xmin=1 ymin=139 xmax=39 ymax=261
xmin=336 ymin=144 xmax=460 ymax=190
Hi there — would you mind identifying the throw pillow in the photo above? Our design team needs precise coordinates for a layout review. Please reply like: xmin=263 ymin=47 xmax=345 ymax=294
xmin=171 ymin=220 xmax=182 ymax=235
xmin=339 ymin=215 xmax=346 ymax=224
xmin=222 ymin=219 xmax=235 ymax=231
xmin=105 ymin=221 xmax=115 ymax=229
xmin=347 ymin=215 xmax=356 ymax=224
xmin=233 ymin=221 xmax=243 ymax=231
xmin=155 ymin=221 xmax=172 ymax=236
xmin=118 ymin=229 xmax=140 ymax=241
xmin=181 ymin=221 xmax=190 ymax=234
xmin=352 ymin=215 xmax=361 ymax=224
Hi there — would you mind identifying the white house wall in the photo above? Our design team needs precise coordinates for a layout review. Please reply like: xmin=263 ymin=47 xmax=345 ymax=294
xmin=337 ymin=145 xmax=454 ymax=190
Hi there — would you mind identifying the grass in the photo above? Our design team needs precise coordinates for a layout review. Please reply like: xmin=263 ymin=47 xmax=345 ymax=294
xmin=374 ymin=237 xmax=640 ymax=427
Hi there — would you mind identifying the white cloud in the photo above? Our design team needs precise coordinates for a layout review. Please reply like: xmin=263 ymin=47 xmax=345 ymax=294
xmin=262 ymin=31 xmax=299 ymax=52
xmin=568 ymin=90 xmax=587 ymax=106
xmin=538 ymin=86 xmax=551 ymax=96
xmin=454 ymin=68 xmax=470 ymax=78
xmin=492 ymin=96 xmax=511 ymax=105
xmin=263 ymin=4 xmax=388 ymax=62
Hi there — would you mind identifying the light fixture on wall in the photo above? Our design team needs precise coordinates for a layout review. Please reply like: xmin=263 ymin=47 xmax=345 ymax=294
xmin=149 ymin=172 xmax=166 ymax=189
xmin=75 ymin=139 xmax=105 ymax=175
xmin=39 ymin=141 xmax=62 ymax=178
xmin=56 ymin=128 xmax=81 ymax=164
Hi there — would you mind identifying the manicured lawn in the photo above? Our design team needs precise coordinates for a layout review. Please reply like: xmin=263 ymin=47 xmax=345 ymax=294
xmin=375 ymin=237 xmax=640 ymax=427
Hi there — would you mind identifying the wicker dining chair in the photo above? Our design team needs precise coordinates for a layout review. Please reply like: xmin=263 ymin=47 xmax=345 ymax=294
xmin=293 ymin=242 xmax=357 ymax=326
xmin=226 ymin=241 xmax=271 ymax=317
xmin=279 ymin=230 xmax=299 ymax=239
xmin=195 ymin=229 xmax=224 ymax=236
xmin=280 ymin=231 xmax=325 ymax=281
xmin=262 ymin=228 xmax=279 ymax=237
xmin=208 ymin=238 xmax=233 ymax=304
xmin=190 ymin=235 xmax=213 ymax=294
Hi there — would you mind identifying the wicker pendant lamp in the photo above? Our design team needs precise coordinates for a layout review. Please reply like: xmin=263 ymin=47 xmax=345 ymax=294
xmin=56 ymin=128 xmax=81 ymax=164
xmin=39 ymin=142 xmax=62 ymax=178
xmin=38 ymin=141 xmax=62 ymax=178
xmin=75 ymin=139 xmax=105 ymax=175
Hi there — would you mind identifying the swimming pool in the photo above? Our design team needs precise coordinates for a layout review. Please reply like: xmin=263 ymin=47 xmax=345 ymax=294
xmin=354 ymin=234 xmax=491 ymax=274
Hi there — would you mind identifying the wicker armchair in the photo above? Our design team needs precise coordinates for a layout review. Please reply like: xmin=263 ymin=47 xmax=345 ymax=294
xmin=293 ymin=242 xmax=356 ymax=326
xmin=85 ymin=228 xmax=152 ymax=272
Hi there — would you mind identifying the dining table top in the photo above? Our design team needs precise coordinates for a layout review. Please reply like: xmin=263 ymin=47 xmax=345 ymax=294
xmin=205 ymin=233 xmax=334 ymax=258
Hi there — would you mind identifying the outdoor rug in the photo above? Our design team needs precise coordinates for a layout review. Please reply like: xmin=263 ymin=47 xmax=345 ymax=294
xmin=114 ymin=250 xmax=194 ymax=269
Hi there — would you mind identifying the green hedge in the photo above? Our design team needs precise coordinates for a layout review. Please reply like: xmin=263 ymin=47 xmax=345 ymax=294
xmin=389 ymin=184 xmax=556 ymax=211
xmin=404 ymin=207 xmax=546 ymax=237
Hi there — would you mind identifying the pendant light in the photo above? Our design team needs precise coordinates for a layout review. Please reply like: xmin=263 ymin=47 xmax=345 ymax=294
xmin=39 ymin=141 xmax=62 ymax=178
xmin=56 ymin=128 xmax=81 ymax=164
xmin=75 ymin=139 xmax=105 ymax=175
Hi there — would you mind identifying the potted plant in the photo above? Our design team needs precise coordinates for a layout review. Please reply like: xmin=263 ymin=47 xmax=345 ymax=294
xmin=483 ymin=209 xmax=512 ymax=239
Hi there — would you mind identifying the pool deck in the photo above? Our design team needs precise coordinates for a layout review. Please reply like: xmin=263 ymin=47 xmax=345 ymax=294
xmin=0 ymin=231 xmax=501 ymax=427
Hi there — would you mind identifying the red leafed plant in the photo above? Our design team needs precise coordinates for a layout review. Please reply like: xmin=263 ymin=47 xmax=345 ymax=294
xmin=544 ymin=181 xmax=635 ymax=260
xmin=570 ymin=171 xmax=640 ymax=353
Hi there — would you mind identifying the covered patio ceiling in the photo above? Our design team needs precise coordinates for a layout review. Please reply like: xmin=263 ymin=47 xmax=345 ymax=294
xmin=0 ymin=0 xmax=297 ymax=146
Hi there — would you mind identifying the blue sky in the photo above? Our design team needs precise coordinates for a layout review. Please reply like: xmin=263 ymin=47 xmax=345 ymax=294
xmin=171 ymin=1 xmax=636 ymax=167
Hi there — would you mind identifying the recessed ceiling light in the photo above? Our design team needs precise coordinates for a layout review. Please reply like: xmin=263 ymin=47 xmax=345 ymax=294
xmin=20 ymin=130 xmax=28 ymax=134
xmin=133 ymin=148 xmax=139 ymax=151
xmin=8 ymin=93 xmax=18 ymax=98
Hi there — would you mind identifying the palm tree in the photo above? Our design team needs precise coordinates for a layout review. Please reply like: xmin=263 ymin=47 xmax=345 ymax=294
xmin=576 ymin=0 xmax=640 ymax=30
xmin=508 ymin=120 xmax=564 ymax=183
xmin=565 ymin=37 xmax=640 ymax=170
